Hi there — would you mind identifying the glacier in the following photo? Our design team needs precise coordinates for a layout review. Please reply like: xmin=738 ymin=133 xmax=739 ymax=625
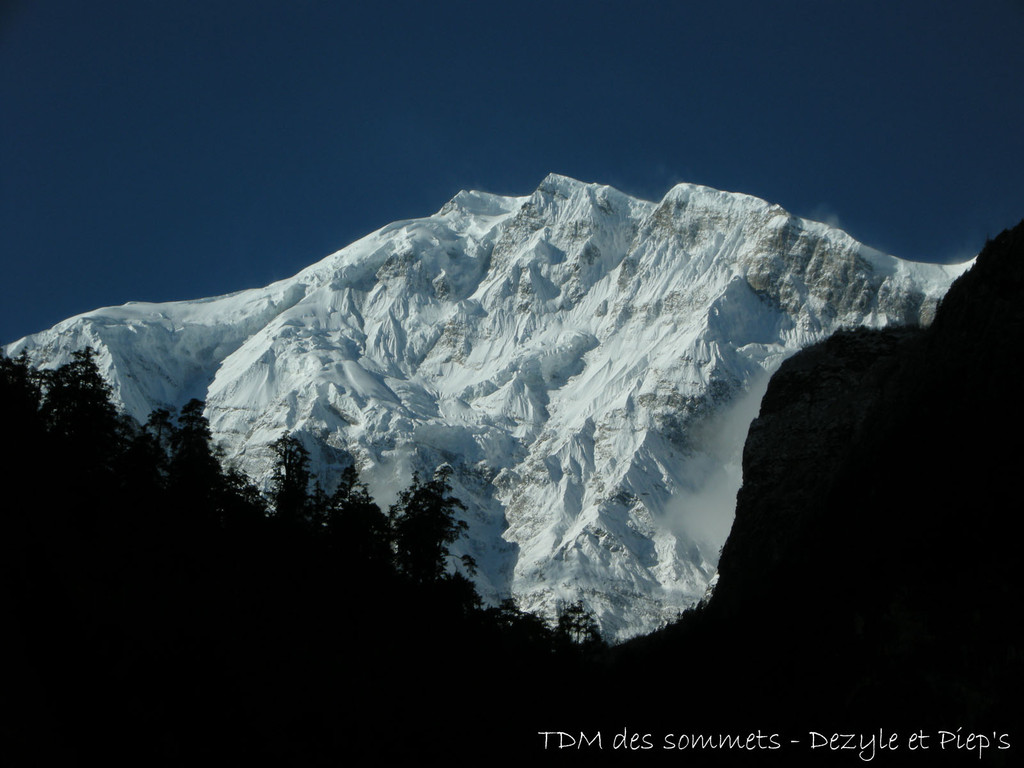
xmin=5 ymin=173 xmax=972 ymax=641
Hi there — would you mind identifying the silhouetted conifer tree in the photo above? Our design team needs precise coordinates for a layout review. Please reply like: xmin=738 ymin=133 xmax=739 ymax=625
xmin=0 ymin=351 xmax=45 ymax=542
xmin=326 ymin=464 xmax=390 ymax=566
xmin=144 ymin=408 xmax=176 ymax=466
xmin=218 ymin=464 xmax=269 ymax=534
xmin=388 ymin=463 xmax=469 ymax=584
xmin=38 ymin=347 xmax=124 ymax=475
xmin=555 ymin=600 xmax=604 ymax=650
xmin=0 ymin=351 xmax=42 ymax=434
xmin=270 ymin=433 xmax=313 ymax=529
xmin=167 ymin=399 xmax=226 ymax=531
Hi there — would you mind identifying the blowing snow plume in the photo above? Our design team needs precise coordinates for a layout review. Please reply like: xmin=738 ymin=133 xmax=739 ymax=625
xmin=662 ymin=369 xmax=773 ymax=572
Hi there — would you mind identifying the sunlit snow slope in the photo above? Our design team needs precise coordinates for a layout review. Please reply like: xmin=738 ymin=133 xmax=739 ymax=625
xmin=6 ymin=174 xmax=971 ymax=640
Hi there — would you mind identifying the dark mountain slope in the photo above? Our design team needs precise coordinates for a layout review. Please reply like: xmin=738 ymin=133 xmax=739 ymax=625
xmin=599 ymin=221 xmax=1023 ymax=764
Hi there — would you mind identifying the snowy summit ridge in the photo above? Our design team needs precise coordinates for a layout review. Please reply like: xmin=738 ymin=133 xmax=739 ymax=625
xmin=7 ymin=174 xmax=971 ymax=641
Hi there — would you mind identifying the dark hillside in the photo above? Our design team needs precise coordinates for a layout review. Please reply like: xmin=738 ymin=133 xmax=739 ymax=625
xmin=605 ymin=221 xmax=1024 ymax=764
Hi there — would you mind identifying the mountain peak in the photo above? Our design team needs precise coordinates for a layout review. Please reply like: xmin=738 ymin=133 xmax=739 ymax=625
xmin=5 ymin=177 xmax=969 ymax=640
xmin=660 ymin=180 xmax=780 ymax=214
xmin=437 ymin=188 xmax=525 ymax=218
xmin=536 ymin=171 xmax=589 ymax=193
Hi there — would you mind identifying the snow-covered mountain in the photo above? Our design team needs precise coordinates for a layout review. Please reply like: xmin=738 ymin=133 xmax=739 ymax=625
xmin=6 ymin=174 xmax=971 ymax=641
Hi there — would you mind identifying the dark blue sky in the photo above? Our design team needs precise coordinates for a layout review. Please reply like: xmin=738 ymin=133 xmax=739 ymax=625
xmin=3 ymin=0 xmax=1023 ymax=343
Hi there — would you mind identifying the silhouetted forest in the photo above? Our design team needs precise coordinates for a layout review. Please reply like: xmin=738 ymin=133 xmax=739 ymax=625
xmin=1 ymin=348 xmax=604 ymax=764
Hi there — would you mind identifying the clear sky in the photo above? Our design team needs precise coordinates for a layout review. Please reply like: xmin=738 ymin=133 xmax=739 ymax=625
xmin=3 ymin=0 xmax=1023 ymax=343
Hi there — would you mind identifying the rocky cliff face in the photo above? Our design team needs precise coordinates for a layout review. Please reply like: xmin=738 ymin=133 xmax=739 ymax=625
xmin=715 ymin=220 xmax=1023 ymax=626
xmin=4 ymin=174 xmax=969 ymax=640
xmin=714 ymin=324 xmax=922 ymax=602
